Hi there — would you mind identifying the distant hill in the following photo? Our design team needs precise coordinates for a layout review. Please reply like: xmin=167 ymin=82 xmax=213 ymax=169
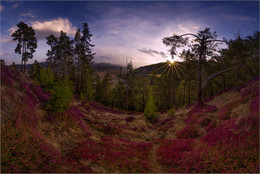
xmin=135 ymin=62 xmax=165 ymax=75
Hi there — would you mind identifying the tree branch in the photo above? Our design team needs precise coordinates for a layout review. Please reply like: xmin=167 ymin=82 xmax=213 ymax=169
xmin=202 ymin=69 xmax=229 ymax=89
xmin=205 ymin=39 xmax=228 ymax=43
xmin=179 ymin=33 xmax=201 ymax=40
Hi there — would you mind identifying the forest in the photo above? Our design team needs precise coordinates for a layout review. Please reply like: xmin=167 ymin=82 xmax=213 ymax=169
xmin=7 ymin=21 xmax=260 ymax=117
xmin=1 ymin=20 xmax=259 ymax=173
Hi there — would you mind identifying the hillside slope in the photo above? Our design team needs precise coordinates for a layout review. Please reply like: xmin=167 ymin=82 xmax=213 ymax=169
xmin=1 ymin=65 xmax=259 ymax=173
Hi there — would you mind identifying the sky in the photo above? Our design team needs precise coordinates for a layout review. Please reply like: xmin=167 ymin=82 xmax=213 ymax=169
xmin=0 ymin=0 xmax=259 ymax=68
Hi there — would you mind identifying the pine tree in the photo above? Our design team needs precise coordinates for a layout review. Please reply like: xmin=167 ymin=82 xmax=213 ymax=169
xmin=94 ymin=74 xmax=102 ymax=103
xmin=73 ymin=22 xmax=95 ymax=98
xmin=29 ymin=60 xmax=42 ymax=81
xmin=101 ymin=72 xmax=112 ymax=105
xmin=59 ymin=31 xmax=74 ymax=80
xmin=111 ymin=67 xmax=125 ymax=110
xmin=163 ymin=28 xmax=227 ymax=104
xmin=11 ymin=21 xmax=37 ymax=73
xmin=46 ymin=31 xmax=74 ymax=80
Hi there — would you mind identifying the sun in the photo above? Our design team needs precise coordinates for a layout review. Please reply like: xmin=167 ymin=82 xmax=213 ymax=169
xmin=167 ymin=57 xmax=176 ymax=65
xmin=153 ymin=56 xmax=184 ymax=78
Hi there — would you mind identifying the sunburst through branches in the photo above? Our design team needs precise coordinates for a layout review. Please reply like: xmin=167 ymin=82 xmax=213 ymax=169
xmin=154 ymin=57 xmax=184 ymax=78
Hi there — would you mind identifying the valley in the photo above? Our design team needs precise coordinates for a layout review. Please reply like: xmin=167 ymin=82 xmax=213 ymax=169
xmin=1 ymin=65 xmax=259 ymax=173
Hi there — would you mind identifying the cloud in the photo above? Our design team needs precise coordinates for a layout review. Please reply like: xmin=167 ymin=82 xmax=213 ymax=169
xmin=7 ymin=18 xmax=77 ymax=40
xmin=178 ymin=24 xmax=200 ymax=33
xmin=0 ymin=5 xmax=4 ymax=12
xmin=31 ymin=18 xmax=77 ymax=39
xmin=1 ymin=35 xmax=13 ymax=43
xmin=138 ymin=48 xmax=167 ymax=58
xmin=20 ymin=12 xmax=35 ymax=18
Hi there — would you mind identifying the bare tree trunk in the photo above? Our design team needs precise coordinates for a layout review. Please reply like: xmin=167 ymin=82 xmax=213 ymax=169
xmin=201 ymin=69 xmax=229 ymax=90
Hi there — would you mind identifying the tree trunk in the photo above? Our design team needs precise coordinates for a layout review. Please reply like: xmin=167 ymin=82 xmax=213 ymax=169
xmin=125 ymin=80 xmax=129 ymax=111
xmin=63 ymin=58 xmax=68 ymax=80
xmin=23 ymin=45 xmax=27 ymax=73
xmin=222 ymin=74 xmax=226 ymax=90
xmin=21 ymin=40 xmax=25 ymax=72
xmin=160 ymin=94 xmax=163 ymax=113
xmin=201 ymin=69 xmax=229 ymax=90
xmin=172 ymin=74 xmax=175 ymax=108
xmin=81 ymin=61 xmax=85 ymax=93
xmin=197 ymin=37 xmax=205 ymax=105
xmin=78 ymin=53 xmax=81 ymax=94
xmin=188 ymin=81 xmax=191 ymax=105
xmin=183 ymin=80 xmax=186 ymax=106
xmin=142 ymin=87 xmax=145 ymax=112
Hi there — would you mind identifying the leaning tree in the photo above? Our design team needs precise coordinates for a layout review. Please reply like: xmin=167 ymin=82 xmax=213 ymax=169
xmin=163 ymin=28 xmax=227 ymax=105
xmin=11 ymin=21 xmax=37 ymax=73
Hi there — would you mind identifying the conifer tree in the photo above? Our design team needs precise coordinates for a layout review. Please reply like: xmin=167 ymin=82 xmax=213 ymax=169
xmin=73 ymin=22 xmax=95 ymax=98
xmin=111 ymin=67 xmax=125 ymax=109
xmin=101 ymin=72 xmax=112 ymax=105
xmin=11 ymin=21 xmax=37 ymax=72
xmin=29 ymin=60 xmax=42 ymax=80
xmin=163 ymin=28 xmax=227 ymax=104
xmin=46 ymin=31 xmax=74 ymax=80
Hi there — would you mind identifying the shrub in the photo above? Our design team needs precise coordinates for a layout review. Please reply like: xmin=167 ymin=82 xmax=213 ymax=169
xmin=47 ymin=79 xmax=73 ymax=113
xmin=144 ymin=93 xmax=157 ymax=123
xmin=36 ymin=67 xmax=54 ymax=89
xmin=167 ymin=108 xmax=175 ymax=117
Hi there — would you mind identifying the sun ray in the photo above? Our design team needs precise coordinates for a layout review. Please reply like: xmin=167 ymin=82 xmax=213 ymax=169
xmin=156 ymin=62 xmax=170 ymax=72
xmin=173 ymin=64 xmax=181 ymax=78
xmin=155 ymin=56 xmax=185 ymax=79
xmin=167 ymin=64 xmax=171 ymax=76
xmin=175 ymin=63 xmax=184 ymax=74
xmin=171 ymin=62 xmax=174 ymax=75
xmin=161 ymin=64 xmax=170 ymax=75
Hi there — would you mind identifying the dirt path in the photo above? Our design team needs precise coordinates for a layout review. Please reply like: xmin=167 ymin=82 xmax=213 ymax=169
xmin=149 ymin=142 xmax=164 ymax=173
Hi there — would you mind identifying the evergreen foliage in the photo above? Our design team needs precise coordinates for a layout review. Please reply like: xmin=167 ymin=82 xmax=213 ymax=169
xmin=37 ymin=67 xmax=54 ymax=89
xmin=144 ymin=91 xmax=157 ymax=123
xmin=11 ymin=21 xmax=37 ymax=73
xmin=46 ymin=78 xmax=73 ymax=113
xmin=168 ymin=108 xmax=175 ymax=117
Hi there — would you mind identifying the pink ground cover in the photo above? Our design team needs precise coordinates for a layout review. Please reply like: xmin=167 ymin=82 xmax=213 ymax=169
xmin=68 ymin=137 xmax=153 ymax=172
xmin=176 ymin=124 xmax=199 ymax=139
xmin=218 ymin=97 xmax=246 ymax=119
xmin=32 ymin=84 xmax=51 ymax=102
xmin=66 ymin=106 xmax=92 ymax=136
xmin=240 ymin=76 xmax=259 ymax=97
xmin=185 ymin=104 xmax=216 ymax=124
xmin=1 ymin=125 xmax=62 ymax=173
